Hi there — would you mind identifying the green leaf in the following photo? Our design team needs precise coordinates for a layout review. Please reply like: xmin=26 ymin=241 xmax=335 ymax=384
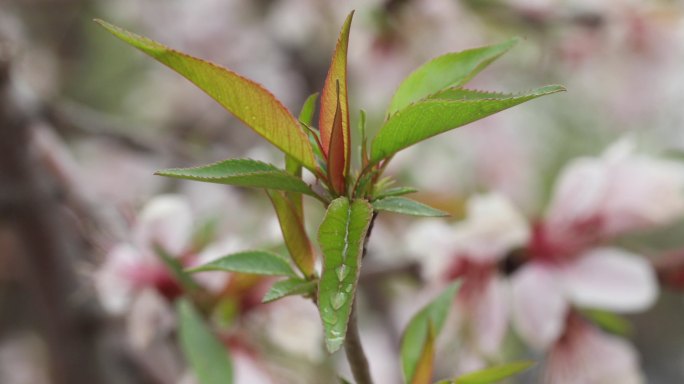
xmin=299 ymin=92 xmax=319 ymax=126
xmin=320 ymin=11 xmax=353 ymax=167
xmin=371 ymin=85 xmax=565 ymax=164
xmin=411 ymin=321 xmax=436 ymax=384
xmin=267 ymin=191 xmax=316 ymax=278
xmin=449 ymin=361 xmax=535 ymax=384
xmin=187 ymin=250 xmax=296 ymax=277
xmin=317 ymin=197 xmax=374 ymax=353
xmin=428 ymin=88 xmax=522 ymax=101
xmin=177 ymin=299 xmax=233 ymax=384
xmin=401 ymin=282 xmax=460 ymax=383
xmin=582 ymin=309 xmax=633 ymax=336
xmin=156 ymin=159 xmax=317 ymax=197
xmin=372 ymin=197 xmax=448 ymax=217
xmin=374 ymin=186 xmax=418 ymax=199
xmin=387 ymin=38 xmax=518 ymax=115
xmin=95 ymin=20 xmax=316 ymax=171
xmin=262 ymin=278 xmax=317 ymax=303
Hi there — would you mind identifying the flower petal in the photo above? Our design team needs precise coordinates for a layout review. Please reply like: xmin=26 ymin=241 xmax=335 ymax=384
xmin=134 ymin=194 xmax=194 ymax=256
xmin=471 ymin=275 xmax=510 ymax=355
xmin=545 ymin=320 xmax=643 ymax=384
xmin=511 ymin=263 xmax=568 ymax=349
xmin=561 ymin=247 xmax=658 ymax=312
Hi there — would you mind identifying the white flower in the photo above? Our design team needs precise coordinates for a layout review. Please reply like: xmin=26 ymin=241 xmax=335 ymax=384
xmin=511 ymin=247 xmax=657 ymax=350
xmin=544 ymin=318 xmax=644 ymax=384
xmin=546 ymin=139 xmax=684 ymax=241
xmin=94 ymin=194 xmax=194 ymax=314
xmin=407 ymin=192 xmax=530 ymax=281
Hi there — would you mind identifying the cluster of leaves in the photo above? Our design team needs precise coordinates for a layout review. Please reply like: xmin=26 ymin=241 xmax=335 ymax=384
xmin=97 ymin=10 xmax=562 ymax=384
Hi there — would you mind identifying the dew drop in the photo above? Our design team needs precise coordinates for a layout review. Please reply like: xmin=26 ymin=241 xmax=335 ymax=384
xmin=344 ymin=284 xmax=353 ymax=293
xmin=336 ymin=265 xmax=349 ymax=281
xmin=321 ymin=307 xmax=338 ymax=324
xmin=331 ymin=292 xmax=348 ymax=310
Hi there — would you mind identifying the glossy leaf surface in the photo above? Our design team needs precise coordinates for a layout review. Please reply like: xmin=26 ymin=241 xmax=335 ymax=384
xmin=371 ymin=85 xmax=565 ymax=163
xmin=188 ymin=250 xmax=296 ymax=277
xmin=373 ymin=197 xmax=448 ymax=217
xmin=262 ymin=278 xmax=317 ymax=303
xmin=387 ymin=39 xmax=518 ymax=115
xmin=156 ymin=159 xmax=317 ymax=196
xmin=96 ymin=20 xmax=315 ymax=170
xmin=317 ymin=197 xmax=373 ymax=352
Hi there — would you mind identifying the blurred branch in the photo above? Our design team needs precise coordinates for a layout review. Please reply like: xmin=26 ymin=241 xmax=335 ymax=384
xmin=0 ymin=37 xmax=164 ymax=384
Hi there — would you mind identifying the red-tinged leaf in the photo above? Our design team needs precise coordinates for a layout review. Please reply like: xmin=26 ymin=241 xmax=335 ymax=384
xmin=320 ymin=11 xmax=353 ymax=173
xmin=267 ymin=191 xmax=316 ymax=278
xmin=411 ymin=322 xmax=436 ymax=384
xmin=328 ymin=81 xmax=346 ymax=195
xmin=95 ymin=19 xmax=316 ymax=171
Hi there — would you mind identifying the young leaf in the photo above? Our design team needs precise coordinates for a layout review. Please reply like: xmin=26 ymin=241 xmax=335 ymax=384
xmin=267 ymin=190 xmax=316 ymax=278
xmin=320 ymin=11 xmax=353 ymax=171
xmin=371 ymin=85 xmax=565 ymax=164
xmin=328 ymin=81 xmax=347 ymax=195
xmin=177 ymin=299 xmax=233 ymax=384
xmin=262 ymin=278 xmax=317 ymax=303
xmin=448 ymin=361 xmax=535 ymax=384
xmin=387 ymin=38 xmax=518 ymax=115
xmin=374 ymin=186 xmax=418 ymax=199
xmin=156 ymin=159 xmax=318 ymax=197
xmin=187 ymin=250 xmax=296 ymax=277
xmin=95 ymin=20 xmax=316 ymax=171
xmin=299 ymin=92 xmax=319 ymax=126
xmin=427 ymin=88 xmax=519 ymax=101
xmin=401 ymin=282 xmax=461 ymax=383
xmin=285 ymin=92 xmax=320 ymax=218
xmin=317 ymin=197 xmax=374 ymax=353
xmin=411 ymin=322 xmax=436 ymax=384
xmin=372 ymin=197 xmax=448 ymax=217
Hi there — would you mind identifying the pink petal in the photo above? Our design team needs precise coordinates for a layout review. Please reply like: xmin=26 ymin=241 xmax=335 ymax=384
xmin=511 ymin=263 xmax=569 ymax=350
xmin=471 ymin=275 xmax=510 ymax=355
xmin=545 ymin=320 xmax=643 ymax=384
xmin=561 ymin=247 xmax=658 ymax=312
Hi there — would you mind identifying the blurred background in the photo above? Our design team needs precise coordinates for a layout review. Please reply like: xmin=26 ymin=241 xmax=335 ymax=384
xmin=2 ymin=0 xmax=684 ymax=383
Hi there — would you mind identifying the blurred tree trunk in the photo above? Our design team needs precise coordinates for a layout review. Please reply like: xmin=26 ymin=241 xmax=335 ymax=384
xmin=0 ymin=40 xmax=113 ymax=384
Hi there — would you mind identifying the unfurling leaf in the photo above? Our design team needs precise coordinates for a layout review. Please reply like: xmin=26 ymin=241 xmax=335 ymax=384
xmin=317 ymin=197 xmax=374 ymax=353
xmin=387 ymin=38 xmax=518 ymax=115
xmin=320 ymin=11 xmax=353 ymax=172
xmin=96 ymin=20 xmax=315 ymax=171
xmin=371 ymin=85 xmax=565 ymax=164
xmin=401 ymin=282 xmax=460 ymax=383
xmin=446 ymin=361 xmax=535 ymax=384
xmin=262 ymin=278 xmax=317 ymax=303
xmin=328 ymin=81 xmax=347 ymax=195
xmin=268 ymin=191 xmax=316 ymax=278
xmin=373 ymin=197 xmax=448 ymax=217
xmin=187 ymin=250 xmax=296 ymax=277
xmin=177 ymin=299 xmax=233 ymax=384
xmin=156 ymin=159 xmax=317 ymax=197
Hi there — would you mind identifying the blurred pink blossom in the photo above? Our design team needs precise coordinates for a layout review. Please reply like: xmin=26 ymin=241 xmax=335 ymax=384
xmin=543 ymin=315 xmax=644 ymax=384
